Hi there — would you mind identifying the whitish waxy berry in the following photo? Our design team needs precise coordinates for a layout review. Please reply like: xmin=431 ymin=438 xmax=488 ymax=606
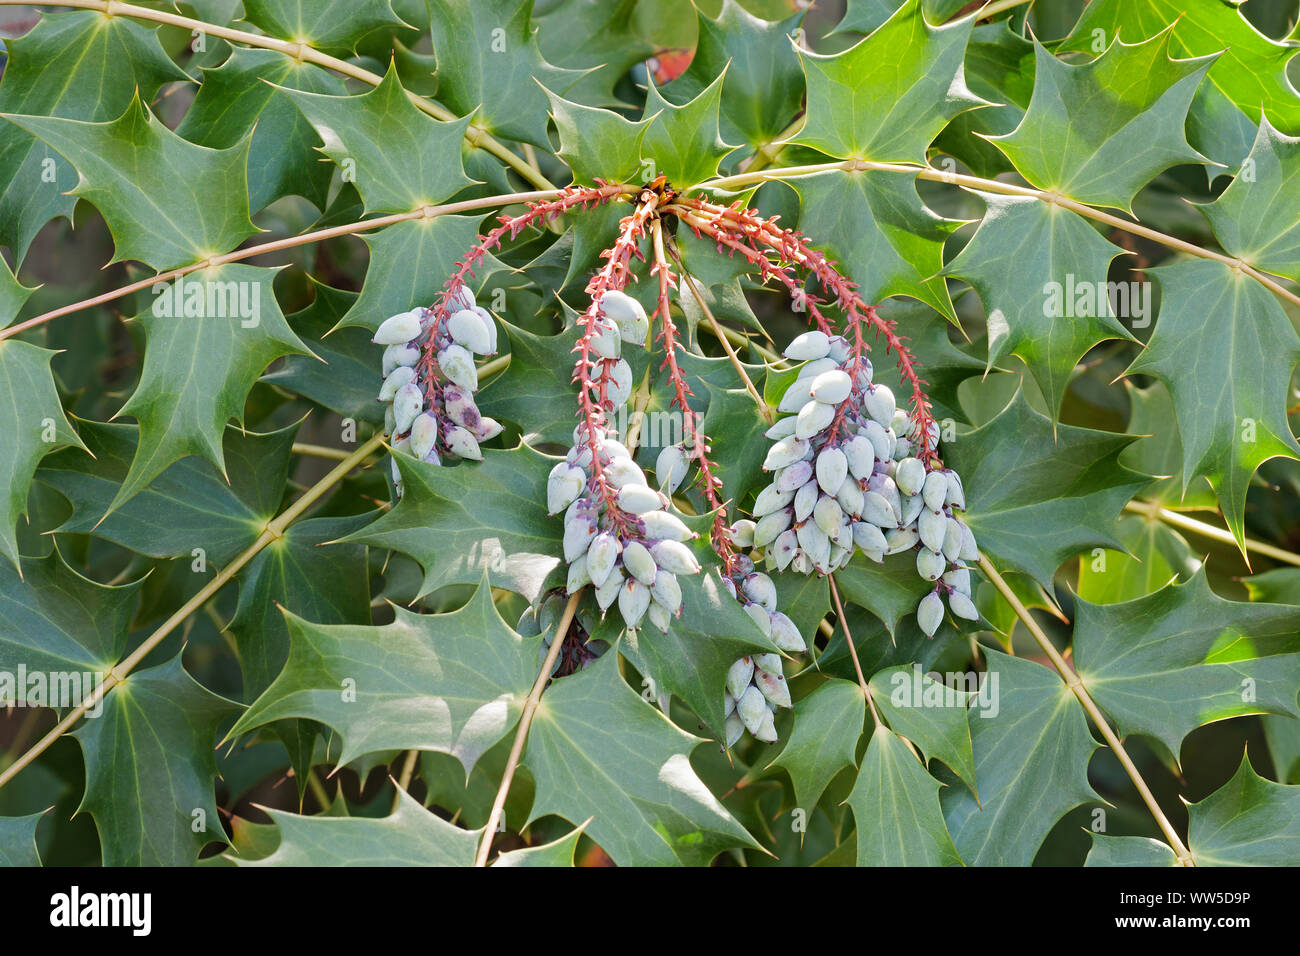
xmin=727 ymin=657 xmax=755 ymax=700
xmin=446 ymin=286 xmax=475 ymax=313
xmin=784 ymin=330 xmax=830 ymax=361
xmin=764 ymin=436 xmax=808 ymax=471
xmin=640 ymin=510 xmax=692 ymax=542
xmin=731 ymin=519 xmax=756 ymax=548
xmin=410 ymin=413 xmax=439 ymax=461
xmin=959 ymin=522 xmax=979 ymax=562
xmin=765 ymin=416 xmax=798 ymax=440
xmin=595 ymin=567 xmax=623 ymax=611
xmin=547 ymin=462 xmax=586 ymax=515
xmin=917 ymin=548 xmax=945 ymax=582
xmin=448 ymin=308 xmax=493 ymax=355
xmin=770 ymin=611 xmax=805 ymax=652
xmin=607 ymin=359 xmax=633 ymax=406
xmin=795 ymin=400 xmax=835 ymax=439
xmin=754 ymin=668 xmax=791 ymax=709
xmin=942 ymin=518 xmax=963 ymax=562
xmin=619 ymin=579 xmax=651 ymax=629
xmin=382 ymin=343 xmax=420 ymax=376
xmin=753 ymin=508 xmax=792 ymax=548
xmin=563 ymin=511 xmax=596 ymax=562
xmin=379 ymin=365 xmax=416 ymax=402
xmin=922 ymin=471 xmax=948 ymax=511
xmin=443 ymin=425 xmax=483 ymax=461
xmin=918 ymin=508 xmax=947 ymax=552
xmin=895 ymin=457 xmax=926 ymax=497
xmin=566 ymin=554 xmax=590 ymax=593
xmin=647 ymin=602 xmax=671 ymax=633
xmin=605 ymin=456 xmax=646 ymax=489
xmin=769 ymin=529 xmax=798 ymax=570
xmin=650 ymin=571 xmax=682 ymax=615
xmin=797 ymin=357 xmax=838 ymax=382
xmin=392 ymin=383 xmax=423 ymax=434
xmin=588 ymin=316 xmax=622 ymax=359
xmin=438 ymin=343 xmax=478 ymax=391
xmin=725 ymin=714 xmax=745 ymax=748
xmin=827 ymin=335 xmax=851 ymax=362
xmin=844 ymin=435 xmax=875 ymax=479
xmin=816 ymin=447 xmax=848 ymax=495
xmin=793 ymin=480 xmax=819 ymax=521
xmin=374 ymin=309 xmax=423 ymax=345
xmin=810 ymin=369 xmax=852 ymax=404
xmin=587 ymin=532 xmax=621 ymax=587
xmin=599 ymin=289 xmax=650 ymax=345
xmin=737 ymin=686 xmax=769 ymax=735
xmin=814 ymin=495 xmax=844 ymax=537
xmin=752 ymin=710 xmax=778 ymax=743
xmin=622 ymin=541 xmax=658 ymax=586
xmin=852 ymin=521 xmax=888 ymax=554
xmin=472 ymin=416 xmax=503 ymax=442
xmin=862 ymin=491 xmax=897 ymax=528
xmin=778 ymin=378 xmax=814 ymax=413
xmin=864 ymin=384 xmax=896 ymax=426
xmin=774 ymin=460 xmax=813 ymax=494
xmin=861 ymin=420 xmax=893 ymax=462
xmin=836 ymin=476 xmax=865 ymax=517
xmin=948 ymin=590 xmax=979 ymax=621
xmin=650 ymin=540 xmax=701 ymax=575
xmin=917 ymin=591 xmax=944 ymax=637
xmin=886 ymin=527 xmax=919 ymax=554
xmin=943 ymin=567 xmax=971 ymax=594
xmin=618 ymin=484 xmax=663 ymax=514
xmin=656 ymin=444 xmax=689 ymax=494
xmin=742 ymin=572 xmax=778 ymax=612
xmin=754 ymin=483 xmax=795 ymax=518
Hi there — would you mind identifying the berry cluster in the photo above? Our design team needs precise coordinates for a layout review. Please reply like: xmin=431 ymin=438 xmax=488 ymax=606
xmin=752 ymin=327 xmax=980 ymax=636
xmin=372 ymin=286 xmax=502 ymax=496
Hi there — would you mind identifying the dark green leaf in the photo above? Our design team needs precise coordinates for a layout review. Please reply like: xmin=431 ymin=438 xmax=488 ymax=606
xmin=3 ymin=98 xmax=258 ymax=271
xmin=642 ymin=74 xmax=734 ymax=189
xmin=0 ymin=812 xmax=44 ymax=866
xmin=870 ymin=665 xmax=976 ymax=795
xmin=524 ymin=651 xmax=758 ymax=866
xmin=240 ymin=0 xmax=409 ymax=54
xmin=232 ymin=578 xmax=537 ymax=770
xmin=767 ymin=678 xmax=865 ymax=811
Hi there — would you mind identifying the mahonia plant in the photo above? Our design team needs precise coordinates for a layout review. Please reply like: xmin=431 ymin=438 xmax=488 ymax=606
xmin=1 ymin=0 xmax=1299 ymax=873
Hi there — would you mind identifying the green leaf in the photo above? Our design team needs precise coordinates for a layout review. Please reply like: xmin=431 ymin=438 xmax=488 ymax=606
xmin=1060 ymin=0 xmax=1300 ymax=136
xmin=0 ymin=238 xmax=36 ymax=328
xmin=1076 ymin=514 xmax=1200 ymax=605
xmin=606 ymin=528 xmax=780 ymax=742
xmin=642 ymin=74 xmax=734 ymax=189
xmin=0 ymin=550 xmax=138 ymax=679
xmin=668 ymin=0 xmax=804 ymax=154
xmin=1124 ymin=259 xmax=1300 ymax=548
xmin=0 ymin=10 xmax=188 ymax=263
xmin=345 ymin=445 xmax=565 ymax=603
xmin=524 ymin=651 xmax=758 ymax=866
xmin=794 ymin=0 xmax=986 ymax=164
xmin=74 ymin=654 xmax=239 ymax=866
xmin=232 ymin=578 xmax=537 ymax=770
xmin=1073 ymin=570 xmax=1300 ymax=759
xmin=1242 ymin=567 xmax=1300 ymax=606
xmin=834 ymin=552 xmax=942 ymax=638
xmin=227 ymin=515 xmax=371 ymax=698
xmin=792 ymin=169 xmax=958 ymax=317
xmin=0 ymin=340 xmax=86 ymax=569
xmin=39 ymin=420 xmax=295 ymax=566
xmin=477 ymin=318 xmax=584 ymax=445
xmin=261 ymin=281 xmax=383 ymax=423
xmin=534 ymin=0 xmax=656 ymax=108
xmin=491 ymin=825 xmax=585 ymax=867
xmin=281 ymin=65 xmax=473 ymax=215
xmin=240 ymin=0 xmax=409 ymax=54
xmin=3 ymin=97 xmax=258 ymax=271
xmin=1262 ymin=715 xmax=1300 ymax=784
xmin=176 ymin=47 xmax=344 ymax=212
xmin=238 ymin=788 xmax=481 ymax=865
xmin=988 ymin=33 xmax=1212 ymax=210
xmin=339 ymin=215 xmax=498 ymax=334
xmin=1084 ymin=834 xmax=1178 ymax=866
xmin=940 ymin=649 xmax=1098 ymax=866
xmin=943 ymin=193 xmax=1134 ymax=417
xmin=942 ymin=390 xmax=1149 ymax=586
xmin=108 ymin=265 xmax=311 ymax=511
xmin=1120 ymin=382 xmax=1217 ymax=510
xmin=867 ymin=299 xmax=986 ymax=424
xmin=1186 ymin=753 xmax=1300 ymax=865
xmin=1200 ymin=118 xmax=1300 ymax=282
xmin=870 ymin=665 xmax=976 ymax=795
xmin=0 ymin=812 xmax=44 ymax=866
xmin=546 ymin=90 xmax=652 ymax=185
xmin=426 ymin=0 xmax=586 ymax=149
xmin=766 ymin=678 xmax=865 ymax=811
xmin=847 ymin=725 xmax=963 ymax=866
